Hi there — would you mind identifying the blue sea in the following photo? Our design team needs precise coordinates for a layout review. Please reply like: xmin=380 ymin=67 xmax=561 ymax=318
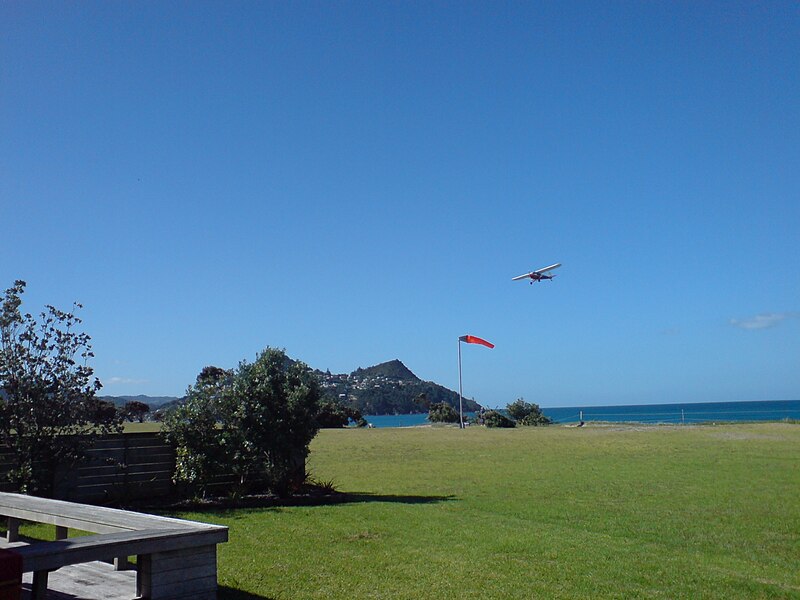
xmin=364 ymin=399 xmax=800 ymax=428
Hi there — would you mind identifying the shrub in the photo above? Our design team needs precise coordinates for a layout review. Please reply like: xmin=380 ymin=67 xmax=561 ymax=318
xmin=506 ymin=398 xmax=552 ymax=426
xmin=519 ymin=412 xmax=552 ymax=426
xmin=123 ymin=400 xmax=150 ymax=423
xmin=0 ymin=280 xmax=122 ymax=496
xmin=317 ymin=401 xmax=363 ymax=428
xmin=483 ymin=410 xmax=516 ymax=428
xmin=162 ymin=348 xmax=321 ymax=498
xmin=162 ymin=367 xmax=230 ymax=497
xmin=428 ymin=402 xmax=460 ymax=424
xmin=228 ymin=349 xmax=321 ymax=496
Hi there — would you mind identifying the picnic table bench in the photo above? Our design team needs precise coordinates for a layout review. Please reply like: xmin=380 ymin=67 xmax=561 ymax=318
xmin=0 ymin=492 xmax=228 ymax=600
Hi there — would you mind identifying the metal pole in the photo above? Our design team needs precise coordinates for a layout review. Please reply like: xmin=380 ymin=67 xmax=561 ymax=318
xmin=458 ymin=338 xmax=464 ymax=429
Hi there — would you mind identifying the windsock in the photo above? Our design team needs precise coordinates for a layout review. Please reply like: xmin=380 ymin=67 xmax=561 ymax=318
xmin=459 ymin=335 xmax=494 ymax=349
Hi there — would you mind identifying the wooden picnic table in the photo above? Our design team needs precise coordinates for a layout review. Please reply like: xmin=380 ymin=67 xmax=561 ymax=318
xmin=0 ymin=492 xmax=228 ymax=600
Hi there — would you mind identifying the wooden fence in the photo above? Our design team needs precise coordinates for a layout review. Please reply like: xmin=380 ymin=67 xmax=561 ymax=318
xmin=0 ymin=433 xmax=175 ymax=504
xmin=0 ymin=433 xmax=305 ymax=504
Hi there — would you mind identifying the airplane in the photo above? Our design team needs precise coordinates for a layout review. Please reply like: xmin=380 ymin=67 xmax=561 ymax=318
xmin=512 ymin=262 xmax=562 ymax=284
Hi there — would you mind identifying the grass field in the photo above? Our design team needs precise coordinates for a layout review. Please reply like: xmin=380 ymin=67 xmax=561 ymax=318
xmin=172 ymin=423 xmax=798 ymax=599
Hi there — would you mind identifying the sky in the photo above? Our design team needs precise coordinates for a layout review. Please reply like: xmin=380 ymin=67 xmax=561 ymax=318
xmin=2 ymin=1 xmax=798 ymax=408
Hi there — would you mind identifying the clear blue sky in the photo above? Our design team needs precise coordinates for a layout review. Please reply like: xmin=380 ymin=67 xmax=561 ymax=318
xmin=2 ymin=2 xmax=798 ymax=408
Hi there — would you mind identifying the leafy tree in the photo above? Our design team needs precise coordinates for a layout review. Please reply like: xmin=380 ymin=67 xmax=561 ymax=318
xmin=89 ymin=398 xmax=120 ymax=423
xmin=506 ymin=398 xmax=531 ymax=420
xmin=162 ymin=349 xmax=322 ymax=498
xmin=162 ymin=366 xmax=231 ymax=498
xmin=123 ymin=400 xmax=150 ymax=423
xmin=227 ymin=349 xmax=321 ymax=496
xmin=506 ymin=398 xmax=552 ymax=426
xmin=0 ymin=280 xmax=122 ymax=496
xmin=519 ymin=411 xmax=552 ymax=426
xmin=197 ymin=365 xmax=230 ymax=383
xmin=482 ymin=410 xmax=516 ymax=428
xmin=317 ymin=401 xmax=363 ymax=428
xmin=428 ymin=402 xmax=459 ymax=424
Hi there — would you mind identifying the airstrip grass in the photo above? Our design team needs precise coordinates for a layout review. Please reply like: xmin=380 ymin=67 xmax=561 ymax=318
xmin=177 ymin=423 xmax=799 ymax=599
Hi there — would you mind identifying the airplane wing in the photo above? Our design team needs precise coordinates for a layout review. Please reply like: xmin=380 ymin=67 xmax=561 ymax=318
xmin=533 ymin=262 xmax=561 ymax=274
xmin=512 ymin=273 xmax=534 ymax=281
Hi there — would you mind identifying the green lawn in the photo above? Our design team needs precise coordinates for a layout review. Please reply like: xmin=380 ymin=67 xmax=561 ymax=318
xmin=174 ymin=423 xmax=800 ymax=599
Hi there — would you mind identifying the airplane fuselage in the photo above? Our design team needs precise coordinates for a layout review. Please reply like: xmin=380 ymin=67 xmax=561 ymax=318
xmin=512 ymin=262 xmax=561 ymax=283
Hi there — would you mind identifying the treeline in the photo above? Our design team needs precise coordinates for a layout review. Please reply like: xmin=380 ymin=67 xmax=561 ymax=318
xmin=333 ymin=381 xmax=480 ymax=415
xmin=428 ymin=398 xmax=553 ymax=428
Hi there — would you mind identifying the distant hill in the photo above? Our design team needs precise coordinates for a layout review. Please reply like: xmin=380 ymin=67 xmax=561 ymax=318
xmin=98 ymin=358 xmax=481 ymax=417
xmin=99 ymin=394 xmax=181 ymax=408
xmin=318 ymin=359 xmax=481 ymax=415
xmin=352 ymin=359 xmax=418 ymax=381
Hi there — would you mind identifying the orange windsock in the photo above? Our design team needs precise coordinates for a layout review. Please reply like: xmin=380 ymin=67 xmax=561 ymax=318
xmin=459 ymin=335 xmax=494 ymax=349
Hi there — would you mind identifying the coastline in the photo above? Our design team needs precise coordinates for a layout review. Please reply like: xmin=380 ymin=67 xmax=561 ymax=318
xmin=363 ymin=399 xmax=800 ymax=428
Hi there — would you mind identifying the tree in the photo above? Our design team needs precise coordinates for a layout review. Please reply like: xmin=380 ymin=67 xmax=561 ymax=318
xmin=0 ymin=280 xmax=122 ymax=496
xmin=89 ymin=399 xmax=120 ymax=422
xmin=226 ymin=349 xmax=321 ymax=496
xmin=519 ymin=411 xmax=552 ymax=426
xmin=506 ymin=398 xmax=531 ymax=421
xmin=428 ymin=402 xmax=459 ymax=424
xmin=317 ymin=401 xmax=363 ymax=428
xmin=482 ymin=410 xmax=516 ymax=428
xmin=161 ymin=366 xmax=232 ymax=498
xmin=197 ymin=365 xmax=230 ymax=383
xmin=162 ymin=349 xmax=322 ymax=498
xmin=505 ymin=398 xmax=552 ymax=426
xmin=123 ymin=400 xmax=150 ymax=423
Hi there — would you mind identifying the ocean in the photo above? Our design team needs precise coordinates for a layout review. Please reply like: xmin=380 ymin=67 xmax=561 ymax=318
xmin=363 ymin=399 xmax=800 ymax=428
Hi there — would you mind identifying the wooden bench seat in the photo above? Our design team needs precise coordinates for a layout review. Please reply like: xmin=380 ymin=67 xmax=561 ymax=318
xmin=0 ymin=492 xmax=228 ymax=600
xmin=1 ymin=493 xmax=199 ymax=537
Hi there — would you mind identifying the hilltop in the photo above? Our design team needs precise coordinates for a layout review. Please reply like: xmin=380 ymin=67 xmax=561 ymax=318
xmin=352 ymin=359 xmax=418 ymax=381
xmin=317 ymin=359 xmax=480 ymax=415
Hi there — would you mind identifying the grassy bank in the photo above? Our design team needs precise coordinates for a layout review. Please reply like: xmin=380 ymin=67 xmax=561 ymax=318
xmin=176 ymin=423 xmax=799 ymax=599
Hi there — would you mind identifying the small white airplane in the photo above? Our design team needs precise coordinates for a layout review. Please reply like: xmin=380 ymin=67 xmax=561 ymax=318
xmin=512 ymin=262 xmax=562 ymax=284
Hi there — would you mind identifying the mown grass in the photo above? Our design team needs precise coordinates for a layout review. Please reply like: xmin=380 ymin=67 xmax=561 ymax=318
xmin=172 ymin=423 xmax=798 ymax=599
xmin=122 ymin=421 xmax=163 ymax=433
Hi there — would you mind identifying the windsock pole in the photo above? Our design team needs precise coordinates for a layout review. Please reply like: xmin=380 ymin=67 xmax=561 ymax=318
xmin=457 ymin=335 xmax=494 ymax=429
xmin=458 ymin=338 xmax=464 ymax=429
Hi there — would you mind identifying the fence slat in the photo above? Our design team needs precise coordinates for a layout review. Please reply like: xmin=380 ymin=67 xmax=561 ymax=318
xmin=0 ymin=431 xmax=300 ymax=502
xmin=0 ymin=433 xmax=179 ymax=502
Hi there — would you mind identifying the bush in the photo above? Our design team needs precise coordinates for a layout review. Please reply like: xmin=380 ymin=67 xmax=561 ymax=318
xmin=317 ymin=401 xmax=363 ymax=428
xmin=428 ymin=402 xmax=460 ymax=424
xmin=482 ymin=410 xmax=516 ymax=428
xmin=123 ymin=400 xmax=150 ymax=423
xmin=506 ymin=398 xmax=552 ymax=426
xmin=519 ymin=412 xmax=552 ymax=426
xmin=229 ymin=349 xmax=321 ymax=496
xmin=162 ymin=348 xmax=321 ymax=498
xmin=162 ymin=367 xmax=230 ymax=497
xmin=0 ymin=280 xmax=122 ymax=496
